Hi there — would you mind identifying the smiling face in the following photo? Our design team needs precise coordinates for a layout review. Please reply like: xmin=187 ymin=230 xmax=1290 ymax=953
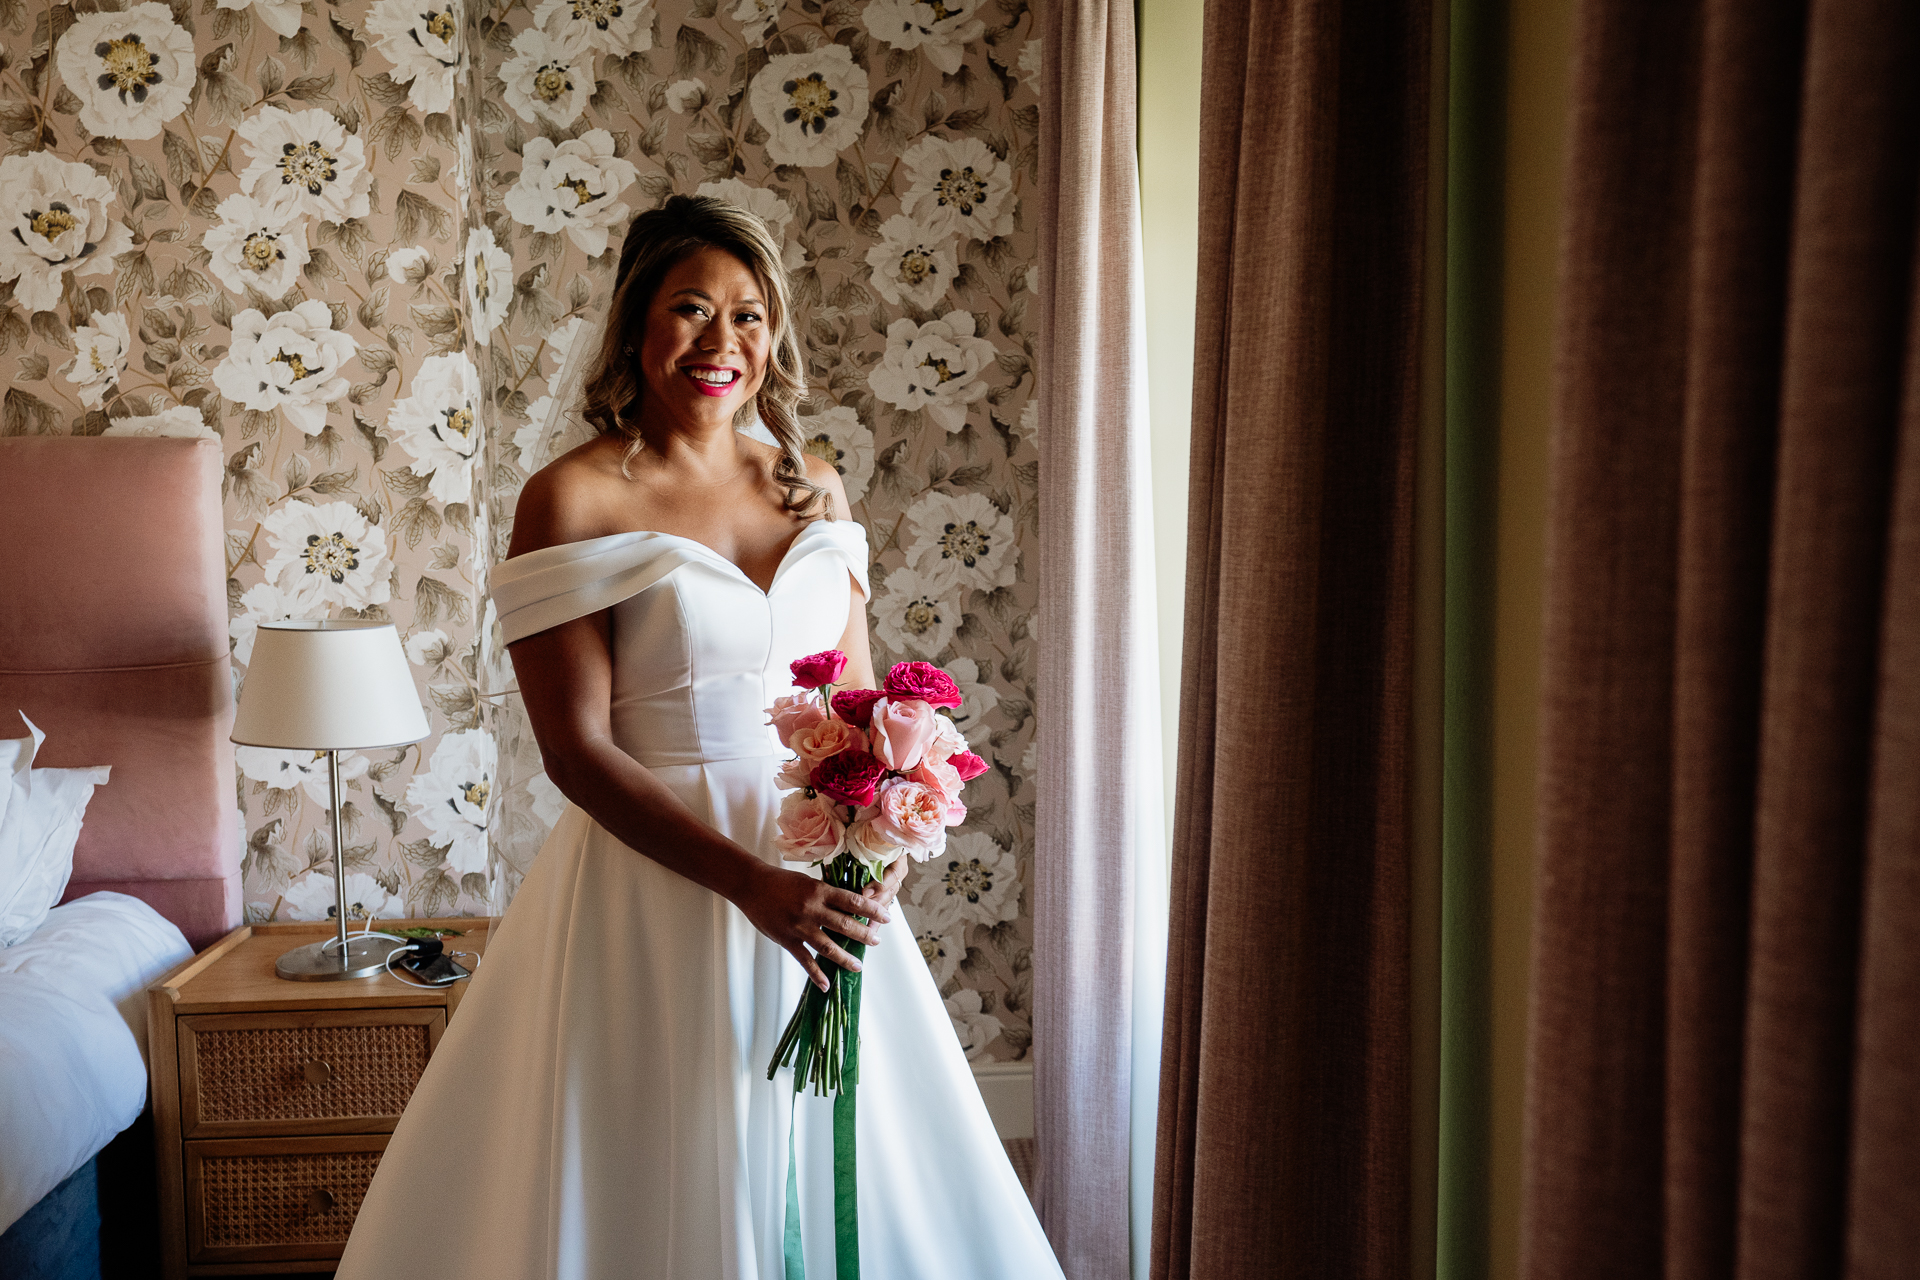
xmin=634 ymin=244 xmax=772 ymax=434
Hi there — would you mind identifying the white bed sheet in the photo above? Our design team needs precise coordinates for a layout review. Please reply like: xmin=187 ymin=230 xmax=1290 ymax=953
xmin=0 ymin=891 xmax=193 ymax=1235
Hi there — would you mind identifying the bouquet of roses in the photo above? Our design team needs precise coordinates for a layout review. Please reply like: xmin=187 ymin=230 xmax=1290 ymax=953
xmin=764 ymin=649 xmax=989 ymax=1097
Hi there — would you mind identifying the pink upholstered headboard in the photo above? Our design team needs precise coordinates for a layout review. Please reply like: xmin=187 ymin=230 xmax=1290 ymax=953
xmin=0 ymin=436 xmax=240 ymax=949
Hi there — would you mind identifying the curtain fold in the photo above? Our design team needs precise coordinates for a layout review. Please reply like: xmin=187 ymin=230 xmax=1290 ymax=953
xmin=1149 ymin=1 xmax=1430 ymax=1275
xmin=1523 ymin=0 xmax=1920 ymax=1276
xmin=1034 ymin=2 xmax=1166 ymax=1277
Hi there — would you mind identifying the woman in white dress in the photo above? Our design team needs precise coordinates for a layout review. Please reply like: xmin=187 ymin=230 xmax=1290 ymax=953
xmin=336 ymin=196 xmax=1064 ymax=1279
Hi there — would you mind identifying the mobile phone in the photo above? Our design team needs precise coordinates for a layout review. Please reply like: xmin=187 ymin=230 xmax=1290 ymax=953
xmin=397 ymin=949 xmax=468 ymax=984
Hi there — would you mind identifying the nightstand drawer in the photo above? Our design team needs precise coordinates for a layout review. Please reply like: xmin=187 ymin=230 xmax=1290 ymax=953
xmin=178 ymin=1009 xmax=444 ymax=1138
xmin=184 ymin=1134 xmax=387 ymax=1265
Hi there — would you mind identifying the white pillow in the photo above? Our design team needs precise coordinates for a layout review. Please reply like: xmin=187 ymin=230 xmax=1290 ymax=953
xmin=0 ymin=715 xmax=112 ymax=947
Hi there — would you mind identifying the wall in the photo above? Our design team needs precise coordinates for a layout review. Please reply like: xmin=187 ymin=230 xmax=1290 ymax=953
xmin=0 ymin=0 xmax=1042 ymax=1061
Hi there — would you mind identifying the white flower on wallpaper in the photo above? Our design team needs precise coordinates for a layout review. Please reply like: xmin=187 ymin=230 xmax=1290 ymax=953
xmin=915 ymin=831 xmax=1019 ymax=929
xmin=500 ymin=27 xmax=595 ymax=127
xmin=405 ymin=628 xmax=452 ymax=664
xmin=284 ymin=871 xmax=401 ymax=922
xmin=526 ymin=770 xmax=567 ymax=827
xmin=101 ymin=407 xmax=215 ymax=439
xmin=900 ymin=135 xmax=1015 ymax=242
xmin=204 ymin=194 xmax=310 ymax=296
xmin=794 ymin=404 xmax=872 ymax=503
xmin=544 ymin=317 xmax=587 ymax=370
xmin=63 ymin=313 xmax=129 ymax=409
xmin=236 ymin=745 xmax=371 ymax=805
xmin=464 ymin=226 xmax=513 ymax=341
xmin=215 ymin=0 xmax=304 ymax=39
xmin=748 ymin=45 xmax=870 ymax=169
xmin=237 ymin=107 xmax=373 ymax=224
xmin=945 ymin=656 xmax=999 ymax=746
xmin=385 ymin=246 xmax=432 ymax=284
xmin=865 ymin=216 xmax=956 ymax=310
xmin=908 ymin=914 xmax=967 ymax=987
xmin=365 ymin=0 xmax=465 ymax=115
xmin=868 ymin=313 xmax=995 ymax=431
xmin=1017 ymin=734 xmax=1037 ymax=779
xmin=229 ymin=581 xmax=308 ymax=665
xmin=872 ymin=564 xmax=960 ymax=658
xmin=406 ymin=728 xmax=497 ymax=874
xmin=389 ymin=353 xmax=483 ymax=504
xmin=516 ymin=401 xmax=553 ymax=472
xmin=531 ymin=0 xmax=654 ymax=56
xmin=860 ymin=0 xmax=984 ymax=75
xmin=665 ymin=78 xmax=706 ymax=113
xmin=944 ymin=988 xmax=1004 ymax=1061
xmin=54 ymin=4 xmax=195 ymax=140
xmin=213 ymin=301 xmax=357 ymax=436
xmin=904 ymin=488 xmax=1018 ymax=592
xmin=1017 ymin=400 xmax=1038 ymax=449
xmin=1017 ymin=37 xmax=1041 ymax=89
xmin=728 ymin=0 xmax=778 ymax=45
xmin=505 ymin=131 xmax=638 ymax=257
xmin=0 ymin=152 xmax=131 ymax=314
xmin=260 ymin=500 xmax=395 ymax=612
xmin=694 ymin=178 xmax=804 ymax=270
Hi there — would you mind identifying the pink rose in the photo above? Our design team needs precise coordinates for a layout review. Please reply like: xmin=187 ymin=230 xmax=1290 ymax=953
xmin=870 ymin=778 xmax=952 ymax=860
xmin=766 ymin=693 xmax=827 ymax=748
xmin=869 ymin=696 xmax=938 ymax=772
xmin=946 ymin=750 xmax=988 ymax=782
xmin=789 ymin=717 xmax=869 ymax=764
xmin=774 ymin=755 xmax=812 ymax=790
xmin=883 ymin=661 xmax=963 ymax=709
xmin=810 ymin=750 xmax=888 ymax=807
xmin=846 ymin=816 xmax=904 ymax=869
xmin=831 ymin=687 xmax=884 ymax=728
xmin=774 ymin=790 xmax=845 ymax=862
xmin=925 ymin=713 xmax=966 ymax=763
xmin=908 ymin=753 xmax=962 ymax=801
xmin=791 ymin=649 xmax=848 ymax=689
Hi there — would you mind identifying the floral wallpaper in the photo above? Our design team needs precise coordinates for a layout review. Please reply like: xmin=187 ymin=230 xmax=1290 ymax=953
xmin=0 ymin=0 xmax=1041 ymax=1062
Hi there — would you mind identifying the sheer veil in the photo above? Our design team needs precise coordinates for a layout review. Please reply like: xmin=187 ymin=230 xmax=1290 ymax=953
xmin=526 ymin=312 xmax=777 ymax=474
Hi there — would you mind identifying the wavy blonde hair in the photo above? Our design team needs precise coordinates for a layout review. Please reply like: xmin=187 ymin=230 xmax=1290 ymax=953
xmin=581 ymin=194 xmax=827 ymax=516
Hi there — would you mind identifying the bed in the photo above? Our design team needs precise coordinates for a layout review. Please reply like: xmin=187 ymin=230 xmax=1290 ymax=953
xmin=0 ymin=437 xmax=241 ymax=1278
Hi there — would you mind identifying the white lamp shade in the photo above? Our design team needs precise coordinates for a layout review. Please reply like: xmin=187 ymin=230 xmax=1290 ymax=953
xmin=232 ymin=621 xmax=430 ymax=750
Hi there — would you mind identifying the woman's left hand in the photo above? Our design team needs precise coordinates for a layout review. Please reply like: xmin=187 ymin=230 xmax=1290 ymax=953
xmin=862 ymin=856 xmax=911 ymax=918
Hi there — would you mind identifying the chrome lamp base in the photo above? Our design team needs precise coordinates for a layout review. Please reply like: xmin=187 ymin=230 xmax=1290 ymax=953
xmin=275 ymin=934 xmax=406 ymax=982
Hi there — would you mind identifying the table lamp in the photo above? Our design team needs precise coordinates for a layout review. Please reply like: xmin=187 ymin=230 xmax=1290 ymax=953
xmin=231 ymin=620 xmax=430 ymax=981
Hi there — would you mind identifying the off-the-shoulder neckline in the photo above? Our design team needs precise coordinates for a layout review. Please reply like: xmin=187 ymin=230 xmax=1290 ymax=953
xmin=498 ymin=518 xmax=865 ymax=596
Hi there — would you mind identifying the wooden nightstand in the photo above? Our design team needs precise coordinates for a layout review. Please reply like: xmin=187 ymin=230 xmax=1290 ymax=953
xmin=146 ymin=919 xmax=494 ymax=1278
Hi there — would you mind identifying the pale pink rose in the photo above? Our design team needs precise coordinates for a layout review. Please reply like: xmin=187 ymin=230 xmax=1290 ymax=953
xmin=774 ymin=790 xmax=845 ymax=862
xmin=869 ymin=696 xmax=938 ymax=772
xmin=908 ymin=753 xmax=962 ymax=801
xmin=846 ymin=815 xmax=905 ymax=869
xmin=870 ymin=777 xmax=951 ymax=860
xmin=775 ymin=755 xmax=812 ymax=789
xmin=766 ymin=693 xmax=827 ymax=747
xmin=926 ymin=712 xmax=965 ymax=763
xmin=789 ymin=717 xmax=869 ymax=764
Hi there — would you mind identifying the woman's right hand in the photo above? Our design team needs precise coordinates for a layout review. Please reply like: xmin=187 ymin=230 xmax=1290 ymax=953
xmin=734 ymin=863 xmax=888 ymax=992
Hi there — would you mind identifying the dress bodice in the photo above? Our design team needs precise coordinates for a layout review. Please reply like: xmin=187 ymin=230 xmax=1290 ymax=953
xmin=490 ymin=520 xmax=869 ymax=768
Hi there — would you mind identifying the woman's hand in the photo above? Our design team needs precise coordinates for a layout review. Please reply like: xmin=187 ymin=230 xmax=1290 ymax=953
xmin=735 ymin=862 xmax=888 ymax=992
xmin=863 ymin=855 xmax=910 ymax=917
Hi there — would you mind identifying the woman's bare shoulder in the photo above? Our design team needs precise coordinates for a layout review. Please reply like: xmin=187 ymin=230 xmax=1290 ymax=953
xmin=509 ymin=436 xmax=640 ymax=557
xmin=802 ymin=452 xmax=852 ymax=520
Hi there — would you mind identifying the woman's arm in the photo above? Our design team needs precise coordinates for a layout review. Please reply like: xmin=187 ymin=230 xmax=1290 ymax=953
xmin=507 ymin=464 xmax=884 ymax=991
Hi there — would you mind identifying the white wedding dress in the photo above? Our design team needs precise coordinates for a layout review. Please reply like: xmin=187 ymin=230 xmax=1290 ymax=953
xmin=337 ymin=518 xmax=1063 ymax=1280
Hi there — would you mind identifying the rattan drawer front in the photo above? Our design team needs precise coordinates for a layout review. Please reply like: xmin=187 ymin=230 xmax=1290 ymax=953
xmin=184 ymin=1135 xmax=387 ymax=1265
xmin=179 ymin=1008 xmax=444 ymax=1137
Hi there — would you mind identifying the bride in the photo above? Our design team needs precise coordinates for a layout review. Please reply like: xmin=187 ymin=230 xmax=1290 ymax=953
xmin=336 ymin=196 xmax=1064 ymax=1279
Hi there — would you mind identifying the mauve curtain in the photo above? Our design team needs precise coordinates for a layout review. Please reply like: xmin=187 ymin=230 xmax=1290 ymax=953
xmin=1523 ymin=0 xmax=1920 ymax=1276
xmin=1150 ymin=1 xmax=1430 ymax=1277
xmin=1034 ymin=0 xmax=1167 ymax=1277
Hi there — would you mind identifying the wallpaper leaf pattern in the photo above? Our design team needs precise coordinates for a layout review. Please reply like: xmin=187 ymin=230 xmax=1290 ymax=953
xmin=0 ymin=0 xmax=1039 ymax=1062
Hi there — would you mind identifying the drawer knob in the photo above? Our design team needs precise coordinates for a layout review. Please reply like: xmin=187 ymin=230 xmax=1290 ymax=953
xmin=305 ymin=1187 xmax=335 ymax=1216
xmin=303 ymin=1059 xmax=334 ymax=1087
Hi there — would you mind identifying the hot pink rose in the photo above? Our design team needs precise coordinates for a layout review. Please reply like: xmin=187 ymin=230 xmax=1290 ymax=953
xmin=766 ymin=693 xmax=827 ymax=748
xmin=869 ymin=696 xmax=938 ymax=772
xmin=810 ymin=750 xmax=888 ymax=807
xmin=946 ymin=750 xmax=988 ymax=782
xmin=831 ymin=687 xmax=884 ymax=728
xmin=791 ymin=649 xmax=848 ymax=689
xmin=883 ymin=661 xmax=963 ymax=708
xmin=774 ymin=790 xmax=845 ymax=862
xmin=871 ymin=777 xmax=952 ymax=860
xmin=789 ymin=717 xmax=869 ymax=764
